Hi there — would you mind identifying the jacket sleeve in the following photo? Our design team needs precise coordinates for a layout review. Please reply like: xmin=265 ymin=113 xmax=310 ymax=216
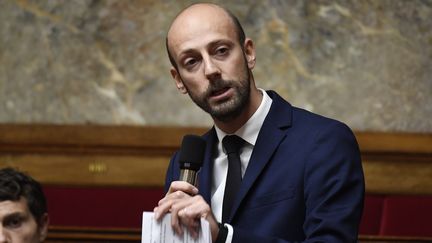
xmin=164 ymin=151 xmax=180 ymax=193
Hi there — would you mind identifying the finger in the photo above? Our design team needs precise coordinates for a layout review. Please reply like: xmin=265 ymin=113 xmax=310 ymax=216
xmin=154 ymin=200 xmax=174 ymax=221
xmin=158 ymin=190 xmax=187 ymax=206
xmin=169 ymin=196 xmax=197 ymax=236
xmin=170 ymin=202 xmax=187 ymax=236
xmin=178 ymin=208 xmax=200 ymax=239
xmin=171 ymin=211 xmax=183 ymax=236
xmin=167 ymin=181 xmax=199 ymax=195
xmin=189 ymin=222 xmax=200 ymax=239
xmin=155 ymin=191 xmax=189 ymax=220
xmin=163 ymin=195 xmax=207 ymax=236
xmin=176 ymin=197 xmax=207 ymax=231
xmin=180 ymin=196 xmax=210 ymax=219
xmin=178 ymin=196 xmax=219 ymax=239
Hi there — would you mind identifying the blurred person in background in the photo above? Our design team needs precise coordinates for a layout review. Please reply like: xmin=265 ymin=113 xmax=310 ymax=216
xmin=0 ymin=167 xmax=48 ymax=243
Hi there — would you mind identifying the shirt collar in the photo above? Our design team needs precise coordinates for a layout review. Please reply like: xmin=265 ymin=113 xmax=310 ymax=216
xmin=215 ymin=88 xmax=273 ymax=146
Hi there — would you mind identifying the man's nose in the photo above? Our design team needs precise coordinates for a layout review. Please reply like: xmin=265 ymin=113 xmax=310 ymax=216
xmin=203 ymin=57 xmax=221 ymax=80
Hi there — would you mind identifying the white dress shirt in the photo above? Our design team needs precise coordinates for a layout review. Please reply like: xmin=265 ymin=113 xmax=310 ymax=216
xmin=211 ymin=89 xmax=272 ymax=242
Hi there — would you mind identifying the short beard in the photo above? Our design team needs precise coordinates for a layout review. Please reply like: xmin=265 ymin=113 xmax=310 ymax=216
xmin=183 ymin=70 xmax=250 ymax=122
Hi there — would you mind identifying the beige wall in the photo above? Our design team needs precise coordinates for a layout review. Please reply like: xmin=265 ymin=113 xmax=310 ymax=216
xmin=0 ymin=0 xmax=431 ymax=132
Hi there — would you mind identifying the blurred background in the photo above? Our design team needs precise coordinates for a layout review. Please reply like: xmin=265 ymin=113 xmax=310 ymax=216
xmin=1 ymin=0 xmax=431 ymax=131
xmin=0 ymin=0 xmax=431 ymax=241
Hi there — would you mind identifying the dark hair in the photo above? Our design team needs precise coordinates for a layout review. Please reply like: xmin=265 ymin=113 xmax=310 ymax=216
xmin=166 ymin=4 xmax=246 ymax=70
xmin=0 ymin=167 xmax=47 ymax=223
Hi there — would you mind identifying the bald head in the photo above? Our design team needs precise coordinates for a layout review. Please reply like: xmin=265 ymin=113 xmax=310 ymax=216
xmin=166 ymin=3 xmax=245 ymax=69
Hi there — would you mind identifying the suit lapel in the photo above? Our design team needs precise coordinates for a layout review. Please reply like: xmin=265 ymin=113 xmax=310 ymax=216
xmin=228 ymin=91 xmax=293 ymax=222
xmin=198 ymin=128 xmax=217 ymax=204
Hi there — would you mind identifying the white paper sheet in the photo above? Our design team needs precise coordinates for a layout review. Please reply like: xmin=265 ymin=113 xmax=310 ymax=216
xmin=142 ymin=212 xmax=211 ymax=243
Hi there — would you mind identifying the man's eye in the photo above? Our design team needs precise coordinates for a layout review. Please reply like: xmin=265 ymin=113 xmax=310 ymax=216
xmin=184 ymin=58 xmax=197 ymax=67
xmin=215 ymin=47 xmax=229 ymax=56
xmin=5 ymin=217 xmax=23 ymax=229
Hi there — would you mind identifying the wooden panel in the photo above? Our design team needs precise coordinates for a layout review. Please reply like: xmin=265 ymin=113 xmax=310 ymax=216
xmin=0 ymin=125 xmax=205 ymax=186
xmin=358 ymin=132 xmax=432 ymax=195
xmin=355 ymin=132 xmax=432 ymax=154
xmin=1 ymin=125 xmax=431 ymax=194
xmin=0 ymin=154 xmax=169 ymax=186
xmin=363 ymin=159 xmax=432 ymax=195
xmin=0 ymin=124 xmax=206 ymax=154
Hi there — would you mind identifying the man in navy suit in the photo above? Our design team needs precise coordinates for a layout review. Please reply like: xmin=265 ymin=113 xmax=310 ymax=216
xmin=154 ymin=3 xmax=364 ymax=242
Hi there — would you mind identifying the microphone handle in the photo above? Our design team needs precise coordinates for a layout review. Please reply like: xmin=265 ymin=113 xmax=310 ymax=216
xmin=179 ymin=169 xmax=198 ymax=186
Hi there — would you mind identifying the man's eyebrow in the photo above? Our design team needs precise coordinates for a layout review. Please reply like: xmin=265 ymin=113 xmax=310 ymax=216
xmin=208 ymin=39 xmax=234 ymax=47
xmin=207 ymin=39 xmax=234 ymax=48
xmin=177 ymin=39 xmax=235 ymax=58
xmin=4 ymin=212 xmax=26 ymax=219
xmin=178 ymin=49 xmax=197 ymax=58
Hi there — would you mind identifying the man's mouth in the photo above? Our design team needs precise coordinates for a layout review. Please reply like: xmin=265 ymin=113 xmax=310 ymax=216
xmin=211 ymin=87 xmax=230 ymax=97
xmin=209 ymin=87 xmax=233 ymax=102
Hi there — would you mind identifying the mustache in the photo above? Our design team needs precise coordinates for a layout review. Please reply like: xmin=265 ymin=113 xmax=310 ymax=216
xmin=205 ymin=79 xmax=233 ymax=96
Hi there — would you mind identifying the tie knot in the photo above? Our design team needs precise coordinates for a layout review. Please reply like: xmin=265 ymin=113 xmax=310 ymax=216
xmin=222 ymin=135 xmax=245 ymax=154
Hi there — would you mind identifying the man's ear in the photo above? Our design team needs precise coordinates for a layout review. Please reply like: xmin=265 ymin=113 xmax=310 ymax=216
xmin=38 ymin=213 xmax=49 ymax=242
xmin=243 ymin=38 xmax=256 ymax=69
xmin=170 ymin=67 xmax=187 ymax=94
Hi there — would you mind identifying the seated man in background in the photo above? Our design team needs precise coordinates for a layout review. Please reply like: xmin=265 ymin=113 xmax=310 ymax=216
xmin=0 ymin=167 xmax=49 ymax=243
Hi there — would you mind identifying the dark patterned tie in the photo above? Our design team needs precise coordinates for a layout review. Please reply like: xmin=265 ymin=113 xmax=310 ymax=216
xmin=222 ymin=135 xmax=245 ymax=223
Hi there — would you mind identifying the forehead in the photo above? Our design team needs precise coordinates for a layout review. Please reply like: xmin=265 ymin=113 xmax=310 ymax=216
xmin=0 ymin=198 xmax=30 ymax=219
xmin=168 ymin=5 xmax=238 ymax=55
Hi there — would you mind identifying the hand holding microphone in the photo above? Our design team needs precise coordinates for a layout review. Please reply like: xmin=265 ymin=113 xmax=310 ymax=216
xmin=154 ymin=134 xmax=208 ymax=237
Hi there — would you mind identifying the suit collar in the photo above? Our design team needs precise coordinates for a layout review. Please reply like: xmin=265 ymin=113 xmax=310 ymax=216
xmin=264 ymin=90 xmax=293 ymax=129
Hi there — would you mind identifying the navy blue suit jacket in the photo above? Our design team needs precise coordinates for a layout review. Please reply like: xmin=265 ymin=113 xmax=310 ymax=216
xmin=164 ymin=90 xmax=365 ymax=242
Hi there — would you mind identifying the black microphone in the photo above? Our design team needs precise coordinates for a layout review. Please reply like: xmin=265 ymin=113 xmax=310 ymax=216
xmin=178 ymin=134 xmax=206 ymax=186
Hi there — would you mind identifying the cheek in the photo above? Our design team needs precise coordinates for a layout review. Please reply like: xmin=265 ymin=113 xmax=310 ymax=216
xmin=14 ymin=222 xmax=41 ymax=243
xmin=179 ymin=74 xmax=208 ymax=93
xmin=225 ymin=53 xmax=248 ymax=73
xmin=224 ymin=58 xmax=248 ymax=79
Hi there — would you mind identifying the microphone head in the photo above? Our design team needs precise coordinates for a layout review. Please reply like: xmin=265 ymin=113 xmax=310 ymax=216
xmin=179 ymin=135 xmax=206 ymax=171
